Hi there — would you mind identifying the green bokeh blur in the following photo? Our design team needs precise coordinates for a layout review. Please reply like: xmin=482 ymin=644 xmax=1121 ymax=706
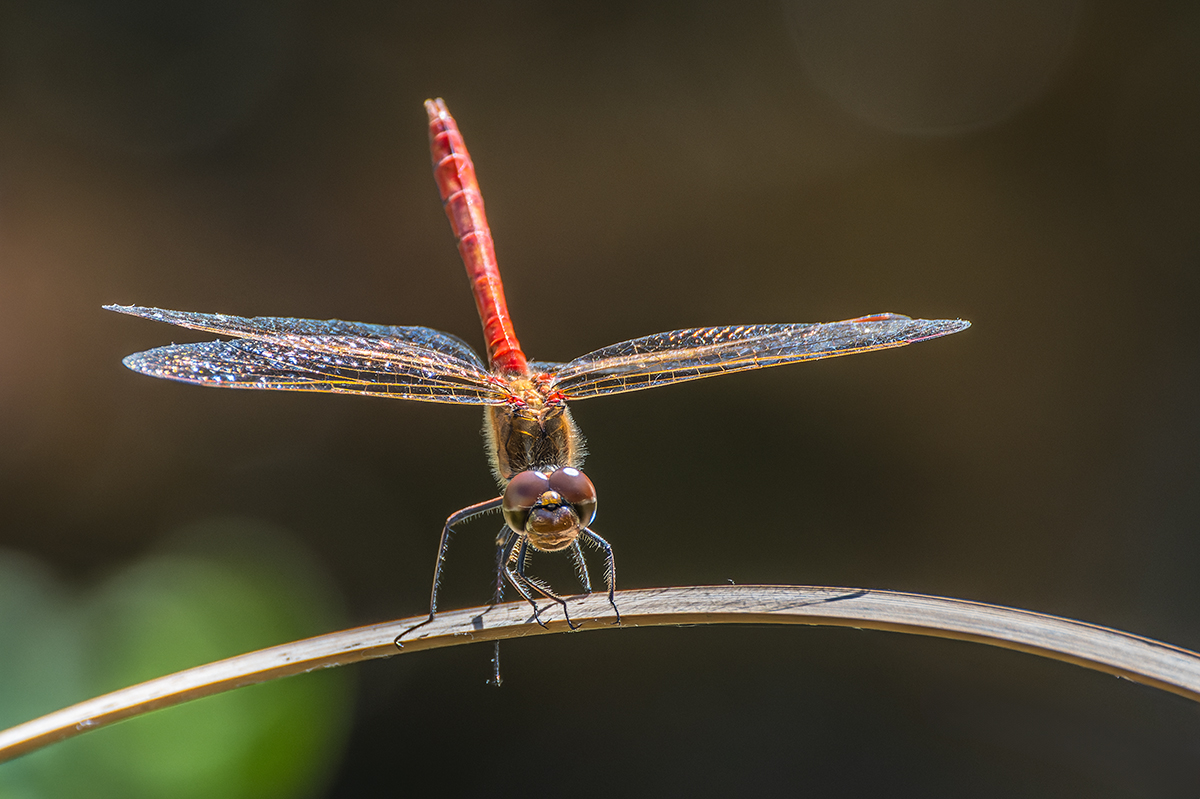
xmin=0 ymin=519 xmax=351 ymax=799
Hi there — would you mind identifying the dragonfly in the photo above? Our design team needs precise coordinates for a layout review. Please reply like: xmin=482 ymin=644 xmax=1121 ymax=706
xmin=107 ymin=98 xmax=970 ymax=646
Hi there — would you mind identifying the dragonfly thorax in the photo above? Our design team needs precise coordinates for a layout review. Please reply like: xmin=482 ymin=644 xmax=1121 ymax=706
xmin=483 ymin=384 xmax=586 ymax=483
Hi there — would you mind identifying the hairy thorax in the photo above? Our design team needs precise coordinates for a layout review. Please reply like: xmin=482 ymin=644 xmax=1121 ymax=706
xmin=483 ymin=375 xmax=586 ymax=484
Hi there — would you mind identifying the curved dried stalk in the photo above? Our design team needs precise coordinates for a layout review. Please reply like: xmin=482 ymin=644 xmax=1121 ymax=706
xmin=3 ymin=584 xmax=1199 ymax=763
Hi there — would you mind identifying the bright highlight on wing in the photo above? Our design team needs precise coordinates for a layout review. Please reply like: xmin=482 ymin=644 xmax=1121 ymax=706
xmin=105 ymin=305 xmax=507 ymax=405
xmin=546 ymin=314 xmax=971 ymax=400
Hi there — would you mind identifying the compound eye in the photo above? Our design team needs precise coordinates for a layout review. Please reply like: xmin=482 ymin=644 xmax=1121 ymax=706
xmin=504 ymin=470 xmax=551 ymax=511
xmin=548 ymin=467 xmax=597 ymax=527
xmin=503 ymin=470 xmax=551 ymax=530
xmin=548 ymin=467 xmax=594 ymax=504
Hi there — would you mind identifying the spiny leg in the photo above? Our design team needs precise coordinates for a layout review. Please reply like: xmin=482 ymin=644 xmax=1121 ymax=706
xmin=493 ymin=525 xmax=514 ymax=607
xmin=570 ymin=540 xmax=593 ymax=594
xmin=506 ymin=540 xmax=581 ymax=630
xmin=488 ymin=527 xmax=521 ymax=687
xmin=516 ymin=543 xmax=579 ymax=629
xmin=515 ymin=543 xmax=569 ymax=606
xmin=502 ymin=538 xmax=546 ymax=624
xmin=581 ymin=528 xmax=620 ymax=625
xmin=395 ymin=496 xmax=504 ymax=647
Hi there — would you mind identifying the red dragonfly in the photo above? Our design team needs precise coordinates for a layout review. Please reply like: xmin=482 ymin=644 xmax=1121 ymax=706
xmin=107 ymin=98 xmax=969 ymax=638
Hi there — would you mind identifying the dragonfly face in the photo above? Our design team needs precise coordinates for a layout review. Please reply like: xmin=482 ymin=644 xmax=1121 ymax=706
xmin=502 ymin=467 xmax=598 ymax=552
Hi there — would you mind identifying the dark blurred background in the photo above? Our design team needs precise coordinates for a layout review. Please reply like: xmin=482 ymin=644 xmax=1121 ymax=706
xmin=2 ymin=0 xmax=1199 ymax=795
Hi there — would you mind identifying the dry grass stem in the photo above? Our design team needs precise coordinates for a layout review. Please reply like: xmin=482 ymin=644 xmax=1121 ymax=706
xmin=3 ymin=584 xmax=1199 ymax=763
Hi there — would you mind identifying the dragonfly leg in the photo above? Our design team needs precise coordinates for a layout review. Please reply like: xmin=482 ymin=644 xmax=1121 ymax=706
xmin=506 ymin=540 xmax=581 ymax=630
xmin=581 ymin=528 xmax=620 ymax=625
xmin=487 ymin=528 xmax=522 ymax=688
xmin=395 ymin=496 xmax=504 ymax=648
xmin=503 ymin=539 xmax=545 ymax=625
xmin=489 ymin=644 xmax=503 ymax=688
xmin=524 ymin=546 xmax=583 ymax=631
xmin=492 ymin=525 xmax=514 ymax=606
xmin=570 ymin=540 xmax=593 ymax=594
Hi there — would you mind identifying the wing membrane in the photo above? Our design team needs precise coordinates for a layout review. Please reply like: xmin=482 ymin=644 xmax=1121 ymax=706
xmin=548 ymin=314 xmax=970 ymax=400
xmin=105 ymin=305 xmax=486 ymax=365
xmin=108 ymin=305 xmax=507 ymax=404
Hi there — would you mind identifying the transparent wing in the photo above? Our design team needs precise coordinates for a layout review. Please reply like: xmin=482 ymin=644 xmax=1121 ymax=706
xmin=105 ymin=305 xmax=486 ymax=364
xmin=527 ymin=360 xmax=567 ymax=376
xmin=107 ymin=305 xmax=508 ymax=405
xmin=546 ymin=314 xmax=970 ymax=400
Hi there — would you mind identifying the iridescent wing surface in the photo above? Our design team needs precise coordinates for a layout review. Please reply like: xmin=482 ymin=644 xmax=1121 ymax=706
xmin=544 ymin=314 xmax=970 ymax=400
xmin=105 ymin=305 xmax=508 ymax=405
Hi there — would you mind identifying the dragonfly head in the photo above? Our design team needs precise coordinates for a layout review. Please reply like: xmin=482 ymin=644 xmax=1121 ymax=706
xmin=502 ymin=467 xmax=597 ymax=552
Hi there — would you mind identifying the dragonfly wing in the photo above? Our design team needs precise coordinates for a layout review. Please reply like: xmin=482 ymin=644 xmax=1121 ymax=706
xmin=105 ymin=305 xmax=487 ymax=369
xmin=108 ymin=305 xmax=507 ymax=404
xmin=122 ymin=339 xmax=508 ymax=404
xmin=527 ymin=361 xmax=567 ymax=378
xmin=547 ymin=314 xmax=970 ymax=400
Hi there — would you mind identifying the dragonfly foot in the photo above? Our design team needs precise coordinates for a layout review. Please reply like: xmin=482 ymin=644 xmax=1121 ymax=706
xmin=528 ymin=602 xmax=551 ymax=629
xmin=561 ymin=602 xmax=582 ymax=631
xmin=395 ymin=614 xmax=435 ymax=648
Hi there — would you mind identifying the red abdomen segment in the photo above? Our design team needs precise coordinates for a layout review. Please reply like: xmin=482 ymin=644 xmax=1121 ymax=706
xmin=425 ymin=98 xmax=529 ymax=376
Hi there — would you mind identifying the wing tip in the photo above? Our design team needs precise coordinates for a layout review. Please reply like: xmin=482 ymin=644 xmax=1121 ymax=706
xmin=120 ymin=350 xmax=161 ymax=376
xmin=909 ymin=317 xmax=971 ymax=343
xmin=105 ymin=304 xmax=166 ymax=320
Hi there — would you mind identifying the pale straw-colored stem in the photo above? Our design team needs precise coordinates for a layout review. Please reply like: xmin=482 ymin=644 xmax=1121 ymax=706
xmin=3 ymin=584 xmax=1199 ymax=763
